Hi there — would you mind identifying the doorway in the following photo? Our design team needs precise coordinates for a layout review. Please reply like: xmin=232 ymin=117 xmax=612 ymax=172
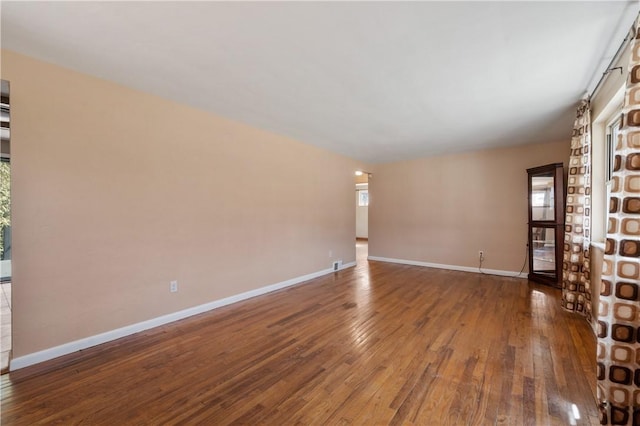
xmin=355 ymin=171 xmax=368 ymax=262
xmin=1 ymin=79 xmax=11 ymax=373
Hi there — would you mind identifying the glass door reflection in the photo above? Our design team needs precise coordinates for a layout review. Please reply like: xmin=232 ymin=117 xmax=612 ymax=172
xmin=531 ymin=226 xmax=556 ymax=276
xmin=531 ymin=174 xmax=555 ymax=221
xmin=527 ymin=163 xmax=564 ymax=287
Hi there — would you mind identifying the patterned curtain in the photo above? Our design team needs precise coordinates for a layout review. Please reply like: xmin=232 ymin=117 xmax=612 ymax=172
xmin=561 ymin=100 xmax=592 ymax=320
xmin=597 ymin=21 xmax=640 ymax=425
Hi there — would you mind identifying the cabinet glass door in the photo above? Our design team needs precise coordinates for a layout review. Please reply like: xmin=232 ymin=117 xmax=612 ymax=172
xmin=531 ymin=226 xmax=556 ymax=277
xmin=527 ymin=163 xmax=564 ymax=287
xmin=531 ymin=174 xmax=555 ymax=221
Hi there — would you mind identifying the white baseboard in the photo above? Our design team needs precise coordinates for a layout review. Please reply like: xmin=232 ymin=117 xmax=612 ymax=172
xmin=10 ymin=261 xmax=357 ymax=371
xmin=367 ymin=256 xmax=526 ymax=279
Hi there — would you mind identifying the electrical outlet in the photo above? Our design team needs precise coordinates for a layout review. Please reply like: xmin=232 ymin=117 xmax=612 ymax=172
xmin=170 ymin=280 xmax=178 ymax=293
xmin=478 ymin=251 xmax=484 ymax=261
xmin=329 ymin=250 xmax=333 ymax=258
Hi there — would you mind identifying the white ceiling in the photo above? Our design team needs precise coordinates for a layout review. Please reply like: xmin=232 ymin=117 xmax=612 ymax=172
xmin=1 ymin=1 xmax=637 ymax=163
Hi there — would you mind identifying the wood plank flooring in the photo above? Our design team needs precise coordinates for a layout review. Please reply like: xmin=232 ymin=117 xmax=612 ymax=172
xmin=1 ymin=249 xmax=597 ymax=425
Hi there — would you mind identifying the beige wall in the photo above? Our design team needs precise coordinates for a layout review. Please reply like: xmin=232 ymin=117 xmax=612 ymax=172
xmin=591 ymin=39 xmax=630 ymax=121
xmin=2 ymin=50 xmax=365 ymax=357
xmin=369 ymin=140 xmax=570 ymax=271
xmin=355 ymin=173 xmax=368 ymax=184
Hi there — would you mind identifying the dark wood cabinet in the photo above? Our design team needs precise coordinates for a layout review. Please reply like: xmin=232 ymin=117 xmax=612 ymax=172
xmin=527 ymin=163 xmax=565 ymax=287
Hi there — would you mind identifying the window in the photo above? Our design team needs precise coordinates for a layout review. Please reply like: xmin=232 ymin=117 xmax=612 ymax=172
xmin=606 ymin=115 xmax=621 ymax=182
xmin=591 ymin=84 xmax=624 ymax=243
xmin=601 ymin=112 xmax=622 ymax=237
xmin=358 ymin=190 xmax=369 ymax=207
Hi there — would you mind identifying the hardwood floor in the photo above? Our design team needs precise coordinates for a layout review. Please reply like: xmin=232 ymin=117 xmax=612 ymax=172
xmin=1 ymin=248 xmax=597 ymax=425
